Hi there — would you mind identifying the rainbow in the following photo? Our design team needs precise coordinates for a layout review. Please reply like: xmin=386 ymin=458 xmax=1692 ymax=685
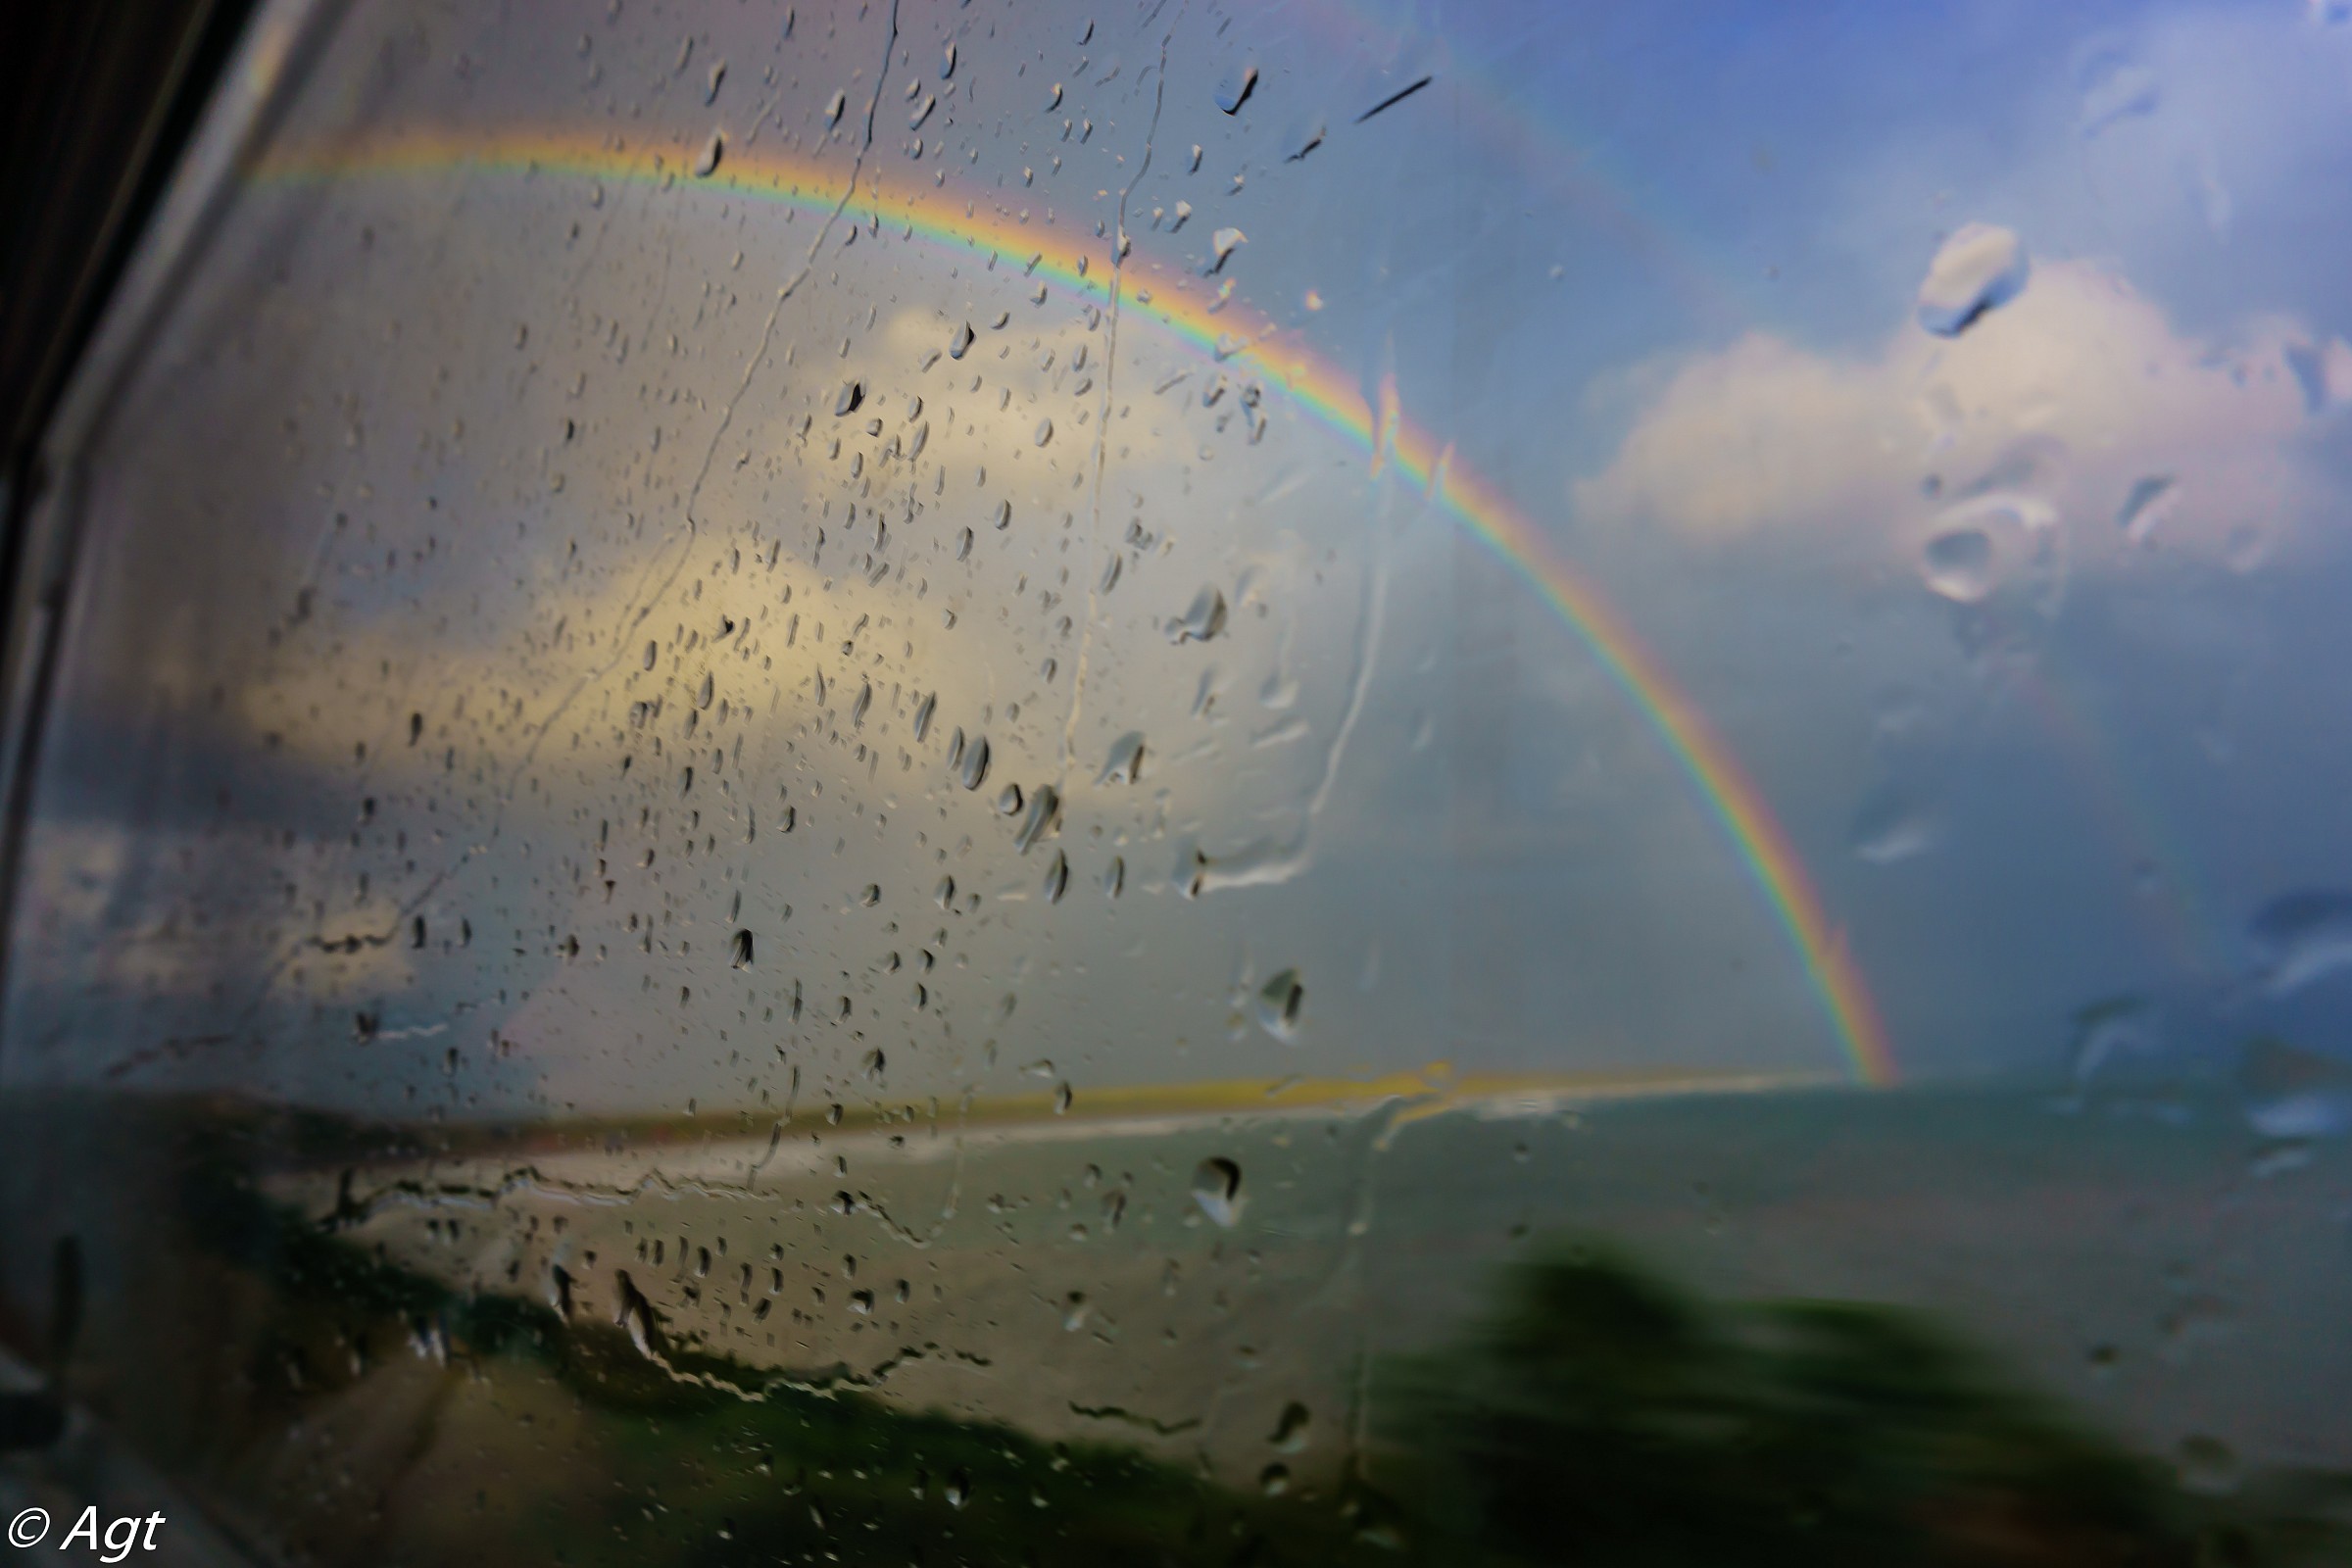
xmin=250 ymin=125 xmax=1898 ymax=1087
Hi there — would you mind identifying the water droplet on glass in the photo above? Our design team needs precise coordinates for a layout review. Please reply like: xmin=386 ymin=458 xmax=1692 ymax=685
xmin=2285 ymin=341 xmax=2333 ymax=416
xmin=696 ymin=670 xmax=715 ymax=709
xmin=1848 ymin=782 xmax=1940 ymax=864
xmin=617 ymin=1277 xmax=658 ymax=1358
xmin=958 ymin=735 xmax=991 ymax=791
xmin=912 ymin=692 xmax=936 ymax=742
xmin=1191 ymin=1156 xmax=1243 ymax=1226
xmin=2078 ymin=53 xmax=2160 ymax=138
xmin=2067 ymin=1003 xmax=2163 ymax=1104
xmin=2248 ymin=890 xmax=2352 ymax=997
xmin=1916 ymin=222 xmax=2029 ymax=337
xmin=1043 ymin=850 xmax=1069 ymax=903
xmin=835 ymin=380 xmax=864 ymax=416
xmin=825 ymin=89 xmax=847 ymax=125
xmin=2239 ymin=1036 xmax=2352 ymax=1138
xmin=1013 ymin=785 xmax=1060 ymax=853
xmin=941 ymin=40 xmax=956 ymax=79
xmin=949 ymin=320 xmax=974 ymax=359
xmin=694 ymin=131 xmax=724 ymax=177
xmin=1208 ymin=226 xmax=1246 ymax=273
xmin=1168 ymin=586 xmax=1227 ymax=644
xmin=731 ymin=929 xmax=755 ymax=968
xmin=1259 ymin=1464 xmax=1291 ymax=1496
xmin=1215 ymin=65 xmax=1258 ymax=114
xmin=996 ymin=782 xmax=1024 ymax=815
xmin=1918 ymin=526 xmax=1996 ymax=603
xmin=2115 ymin=474 xmax=2177 ymax=542
xmin=1098 ymin=731 xmax=1145 ymax=786
xmin=1271 ymin=1400 xmax=1310 ymax=1451
xmin=1255 ymin=968 xmax=1303 ymax=1040
xmin=993 ymin=498 xmax=1012 ymax=530
xmin=1033 ymin=417 xmax=1054 ymax=448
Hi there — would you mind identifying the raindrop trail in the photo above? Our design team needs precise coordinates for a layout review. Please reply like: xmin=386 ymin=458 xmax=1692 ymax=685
xmin=491 ymin=0 xmax=899 ymax=844
xmin=254 ymin=100 xmax=1895 ymax=1086
xmin=1061 ymin=20 xmax=1176 ymax=779
xmin=1299 ymin=388 xmax=1396 ymax=832
xmin=245 ymin=2 xmax=907 ymax=1016
xmin=1353 ymin=74 xmax=1433 ymax=123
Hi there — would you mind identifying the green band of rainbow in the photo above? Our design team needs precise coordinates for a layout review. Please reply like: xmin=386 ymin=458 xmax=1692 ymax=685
xmin=251 ymin=126 xmax=1898 ymax=1087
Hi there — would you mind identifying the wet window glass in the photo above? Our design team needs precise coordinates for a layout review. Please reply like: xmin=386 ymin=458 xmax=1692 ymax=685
xmin=5 ymin=0 xmax=2352 ymax=1562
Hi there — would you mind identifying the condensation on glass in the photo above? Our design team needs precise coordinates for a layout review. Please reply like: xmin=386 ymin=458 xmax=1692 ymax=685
xmin=4 ymin=0 xmax=2352 ymax=1561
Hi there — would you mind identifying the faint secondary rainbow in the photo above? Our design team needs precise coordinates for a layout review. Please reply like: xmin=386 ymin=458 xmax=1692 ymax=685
xmin=1287 ymin=0 xmax=1760 ymax=333
xmin=252 ymin=126 xmax=1898 ymax=1087
xmin=2009 ymin=662 xmax=2231 ymax=983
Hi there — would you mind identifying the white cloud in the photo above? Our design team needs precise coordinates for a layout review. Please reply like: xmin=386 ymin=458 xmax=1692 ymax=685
xmin=1574 ymin=258 xmax=2338 ymax=575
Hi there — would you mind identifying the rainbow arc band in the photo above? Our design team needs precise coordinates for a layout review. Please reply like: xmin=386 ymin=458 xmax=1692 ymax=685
xmin=252 ymin=127 xmax=1897 ymax=1088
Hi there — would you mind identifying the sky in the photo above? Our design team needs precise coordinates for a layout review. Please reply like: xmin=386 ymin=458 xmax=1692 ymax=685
xmin=11 ymin=0 xmax=2352 ymax=1119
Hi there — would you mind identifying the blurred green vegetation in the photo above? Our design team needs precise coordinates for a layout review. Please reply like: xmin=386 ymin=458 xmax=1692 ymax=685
xmin=1378 ymin=1243 xmax=2352 ymax=1567
xmin=121 ymin=1118 xmax=2352 ymax=1565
